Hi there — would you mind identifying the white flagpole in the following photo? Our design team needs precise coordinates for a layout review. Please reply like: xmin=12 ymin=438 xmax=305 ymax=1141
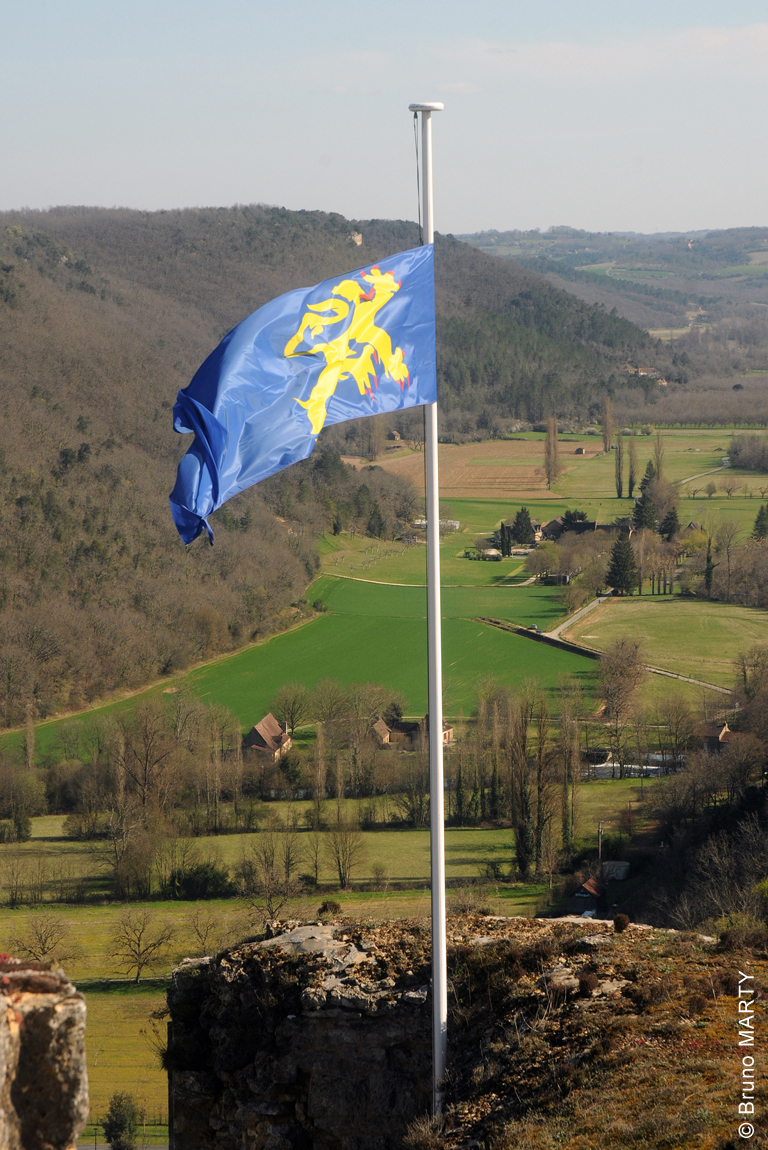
xmin=408 ymin=99 xmax=446 ymax=1116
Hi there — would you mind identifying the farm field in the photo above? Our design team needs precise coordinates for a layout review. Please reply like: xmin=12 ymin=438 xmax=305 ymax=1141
xmin=0 ymin=777 xmax=662 ymax=896
xmin=564 ymin=596 xmax=768 ymax=687
xmin=375 ymin=429 xmax=766 ymax=535
xmin=184 ymin=582 xmax=592 ymax=720
xmin=0 ymin=428 xmax=760 ymax=761
xmin=319 ymin=531 xmax=529 ymax=586
xmin=1 ymin=581 xmax=590 ymax=762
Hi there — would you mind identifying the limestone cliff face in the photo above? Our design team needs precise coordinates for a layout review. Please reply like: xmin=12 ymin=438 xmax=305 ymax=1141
xmin=0 ymin=958 xmax=89 ymax=1150
xmin=165 ymin=922 xmax=432 ymax=1149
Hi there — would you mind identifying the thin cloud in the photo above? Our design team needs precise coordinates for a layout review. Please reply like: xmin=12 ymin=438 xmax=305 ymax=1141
xmin=437 ymin=81 xmax=479 ymax=94
xmin=443 ymin=24 xmax=768 ymax=83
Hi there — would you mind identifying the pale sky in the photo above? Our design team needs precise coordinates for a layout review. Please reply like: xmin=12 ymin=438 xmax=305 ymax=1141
xmin=3 ymin=1 xmax=768 ymax=234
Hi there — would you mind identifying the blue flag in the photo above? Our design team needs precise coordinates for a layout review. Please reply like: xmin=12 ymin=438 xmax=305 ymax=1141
xmin=170 ymin=244 xmax=436 ymax=544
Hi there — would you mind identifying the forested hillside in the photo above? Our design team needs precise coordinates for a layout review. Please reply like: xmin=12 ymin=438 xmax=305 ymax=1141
xmin=460 ymin=224 xmax=768 ymax=425
xmin=0 ymin=204 xmax=656 ymax=723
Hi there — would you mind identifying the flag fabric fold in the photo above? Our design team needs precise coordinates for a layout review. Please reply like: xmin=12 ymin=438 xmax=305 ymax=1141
xmin=169 ymin=244 xmax=436 ymax=543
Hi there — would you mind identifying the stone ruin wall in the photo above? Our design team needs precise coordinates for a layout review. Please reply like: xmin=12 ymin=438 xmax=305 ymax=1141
xmin=166 ymin=923 xmax=433 ymax=1150
xmin=0 ymin=958 xmax=88 ymax=1150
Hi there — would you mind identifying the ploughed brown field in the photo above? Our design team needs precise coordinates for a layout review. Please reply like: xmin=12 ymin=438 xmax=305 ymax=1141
xmin=350 ymin=439 xmax=601 ymax=498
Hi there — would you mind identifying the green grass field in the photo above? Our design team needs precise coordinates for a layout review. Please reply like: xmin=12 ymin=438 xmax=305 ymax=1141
xmin=319 ymin=531 xmax=529 ymax=586
xmin=186 ymin=585 xmax=592 ymax=720
xmin=565 ymin=596 xmax=768 ymax=687
xmin=1 ymin=428 xmax=762 ymax=762
xmin=1 ymin=581 xmax=590 ymax=762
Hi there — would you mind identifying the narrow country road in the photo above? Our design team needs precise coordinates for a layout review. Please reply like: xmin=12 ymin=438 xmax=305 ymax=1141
xmin=674 ymin=462 xmax=728 ymax=487
xmin=544 ymin=594 xmax=610 ymax=640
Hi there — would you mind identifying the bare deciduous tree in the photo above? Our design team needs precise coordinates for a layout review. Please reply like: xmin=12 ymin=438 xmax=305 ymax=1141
xmin=269 ymin=683 xmax=309 ymax=737
xmin=326 ymin=820 xmax=365 ymax=890
xmin=118 ymin=701 xmax=176 ymax=810
xmin=598 ymin=639 xmax=645 ymax=778
xmin=10 ymin=911 xmax=81 ymax=964
xmin=715 ymin=521 xmax=739 ymax=603
xmin=654 ymin=429 xmax=665 ymax=482
xmin=184 ymin=906 xmax=248 ymax=956
xmin=237 ymin=820 xmax=305 ymax=921
xmin=614 ymin=431 xmax=624 ymax=498
xmin=108 ymin=910 xmax=174 ymax=983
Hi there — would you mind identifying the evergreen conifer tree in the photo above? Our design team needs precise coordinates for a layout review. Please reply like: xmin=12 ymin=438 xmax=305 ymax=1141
xmin=705 ymin=536 xmax=716 ymax=599
xmin=454 ymin=759 xmax=465 ymax=826
xmin=606 ymin=534 xmax=637 ymax=595
xmin=468 ymin=776 xmax=481 ymax=825
xmin=752 ymin=504 xmax=768 ymax=541
xmin=633 ymin=490 xmax=657 ymax=531
xmin=366 ymin=502 xmax=386 ymax=538
xmin=511 ymin=506 xmax=535 ymax=545
xmin=639 ymin=460 xmax=656 ymax=492
xmin=660 ymin=505 xmax=680 ymax=541
xmin=627 ymin=435 xmax=638 ymax=498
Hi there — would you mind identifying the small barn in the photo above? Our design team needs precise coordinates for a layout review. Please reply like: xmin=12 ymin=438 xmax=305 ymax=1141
xmin=243 ymin=713 xmax=292 ymax=761
xmin=566 ymin=876 xmax=607 ymax=916
xmin=372 ymin=718 xmax=391 ymax=745
xmin=702 ymin=722 xmax=736 ymax=753
xmin=388 ymin=715 xmax=455 ymax=748
xmin=542 ymin=516 xmax=565 ymax=540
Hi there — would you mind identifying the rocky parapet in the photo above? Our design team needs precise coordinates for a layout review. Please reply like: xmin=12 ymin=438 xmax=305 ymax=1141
xmin=0 ymin=957 xmax=89 ymax=1150
xmin=166 ymin=922 xmax=433 ymax=1149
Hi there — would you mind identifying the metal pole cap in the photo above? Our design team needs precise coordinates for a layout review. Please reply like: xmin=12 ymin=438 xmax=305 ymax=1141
xmin=408 ymin=102 xmax=444 ymax=112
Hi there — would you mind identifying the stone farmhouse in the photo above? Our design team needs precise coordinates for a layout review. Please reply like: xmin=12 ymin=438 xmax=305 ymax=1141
xmin=243 ymin=713 xmax=292 ymax=761
xmin=372 ymin=714 xmax=454 ymax=748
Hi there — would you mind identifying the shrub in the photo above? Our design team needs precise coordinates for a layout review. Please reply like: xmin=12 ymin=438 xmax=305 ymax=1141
xmin=317 ymin=899 xmax=341 ymax=918
xmin=709 ymin=969 xmax=739 ymax=997
xmin=102 ymin=1091 xmax=140 ymax=1150
xmin=720 ymin=926 xmax=768 ymax=953
xmin=579 ymin=971 xmax=599 ymax=997
xmin=688 ymin=993 xmax=707 ymax=1017
xmin=448 ymin=886 xmax=493 ymax=916
xmin=403 ymin=1113 xmax=445 ymax=1150
xmin=13 ymin=812 xmax=31 ymax=842
xmin=613 ymin=913 xmax=630 ymax=933
xmin=169 ymin=861 xmax=232 ymax=900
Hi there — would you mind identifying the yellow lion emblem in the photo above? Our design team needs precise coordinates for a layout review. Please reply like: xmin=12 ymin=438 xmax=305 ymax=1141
xmin=284 ymin=266 xmax=410 ymax=435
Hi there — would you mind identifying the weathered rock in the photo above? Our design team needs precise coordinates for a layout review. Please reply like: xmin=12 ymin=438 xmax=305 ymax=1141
xmin=539 ymin=966 xmax=580 ymax=996
xmin=577 ymin=933 xmax=614 ymax=951
xmin=595 ymin=978 xmax=630 ymax=996
xmin=0 ymin=958 xmax=88 ymax=1150
xmin=167 ymin=924 xmax=431 ymax=1148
